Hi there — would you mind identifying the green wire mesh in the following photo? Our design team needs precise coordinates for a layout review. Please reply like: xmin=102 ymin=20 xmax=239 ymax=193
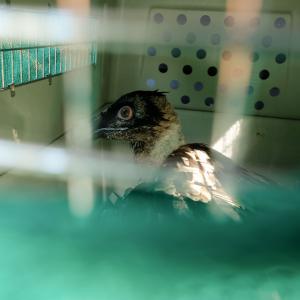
xmin=0 ymin=41 xmax=97 ymax=90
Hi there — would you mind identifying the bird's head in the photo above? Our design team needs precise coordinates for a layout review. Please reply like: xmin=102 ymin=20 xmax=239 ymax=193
xmin=94 ymin=90 xmax=179 ymax=142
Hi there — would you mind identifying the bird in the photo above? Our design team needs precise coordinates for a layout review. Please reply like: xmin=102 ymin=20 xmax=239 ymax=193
xmin=95 ymin=90 xmax=269 ymax=219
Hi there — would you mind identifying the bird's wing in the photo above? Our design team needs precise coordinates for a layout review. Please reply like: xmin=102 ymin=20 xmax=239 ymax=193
xmin=156 ymin=143 xmax=241 ymax=208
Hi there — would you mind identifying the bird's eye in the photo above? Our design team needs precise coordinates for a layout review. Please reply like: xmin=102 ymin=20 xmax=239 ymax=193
xmin=117 ymin=106 xmax=133 ymax=120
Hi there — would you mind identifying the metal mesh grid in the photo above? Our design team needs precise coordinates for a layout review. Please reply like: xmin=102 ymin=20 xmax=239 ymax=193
xmin=0 ymin=42 xmax=97 ymax=90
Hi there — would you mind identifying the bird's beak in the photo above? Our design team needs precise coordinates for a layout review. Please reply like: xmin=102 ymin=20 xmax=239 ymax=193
xmin=93 ymin=111 xmax=130 ymax=140
xmin=93 ymin=128 xmax=112 ymax=139
xmin=93 ymin=128 xmax=104 ymax=139
xmin=92 ymin=111 xmax=105 ymax=139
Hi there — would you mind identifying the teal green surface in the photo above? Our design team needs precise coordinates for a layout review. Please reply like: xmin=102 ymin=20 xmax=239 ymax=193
xmin=3 ymin=51 xmax=12 ymax=87
xmin=12 ymin=41 xmax=21 ymax=85
xmin=21 ymin=49 xmax=30 ymax=83
xmin=0 ymin=182 xmax=300 ymax=300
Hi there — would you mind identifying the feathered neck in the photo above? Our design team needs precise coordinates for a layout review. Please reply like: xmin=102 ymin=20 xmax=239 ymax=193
xmin=131 ymin=121 xmax=185 ymax=165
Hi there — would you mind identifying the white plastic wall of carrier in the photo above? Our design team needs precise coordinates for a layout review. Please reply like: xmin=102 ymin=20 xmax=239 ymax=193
xmin=0 ymin=0 xmax=103 ymax=146
xmin=0 ymin=0 xmax=59 ymax=144
xmin=0 ymin=0 xmax=104 ymax=198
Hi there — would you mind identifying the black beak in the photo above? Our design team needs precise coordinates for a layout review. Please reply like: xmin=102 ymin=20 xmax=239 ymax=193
xmin=93 ymin=107 xmax=130 ymax=140
xmin=93 ymin=111 xmax=127 ymax=139
xmin=93 ymin=111 xmax=105 ymax=139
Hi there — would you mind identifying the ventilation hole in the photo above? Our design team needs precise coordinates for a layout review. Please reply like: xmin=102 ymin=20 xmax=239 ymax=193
xmin=274 ymin=17 xmax=286 ymax=29
xmin=200 ymin=15 xmax=211 ymax=26
xmin=247 ymin=85 xmax=254 ymax=95
xmin=181 ymin=95 xmax=190 ymax=104
xmin=147 ymin=47 xmax=156 ymax=56
xmin=269 ymin=87 xmax=280 ymax=97
xmin=207 ymin=66 xmax=218 ymax=77
xmin=194 ymin=82 xmax=204 ymax=91
xmin=170 ymin=80 xmax=179 ymax=89
xmin=196 ymin=49 xmax=207 ymax=59
xmin=275 ymin=53 xmax=286 ymax=64
xmin=224 ymin=16 xmax=235 ymax=27
xmin=255 ymin=101 xmax=264 ymax=110
xmin=251 ymin=52 xmax=260 ymax=62
xmin=211 ymin=33 xmax=221 ymax=45
xmin=183 ymin=65 xmax=192 ymax=75
xmin=222 ymin=50 xmax=232 ymax=60
xmin=250 ymin=17 xmax=260 ymax=27
xmin=262 ymin=35 xmax=272 ymax=48
xmin=162 ymin=32 xmax=172 ymax=42
xmin=158 ymin=63 xmax=168 ymax=73
xmin=186 ymin=32 xmax=196 ymax=44
xmin=205 ymin=97 xmax=214 ymax=107
xmin=171 ymin=48 xmax=181 ymax=58
xmin=146 ymin=79 xmax=156 ymax=88
xmin=177 ymin=14 xmax=187 ymax=25
xmin=259 ymin=69 xmax=270 ymax=80
xmin=154 ymin=13 xmax=164 ymax=24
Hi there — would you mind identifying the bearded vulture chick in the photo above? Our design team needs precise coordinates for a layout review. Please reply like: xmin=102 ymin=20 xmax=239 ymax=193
xmin=95 ymin=90 xmax=269 ymax=219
